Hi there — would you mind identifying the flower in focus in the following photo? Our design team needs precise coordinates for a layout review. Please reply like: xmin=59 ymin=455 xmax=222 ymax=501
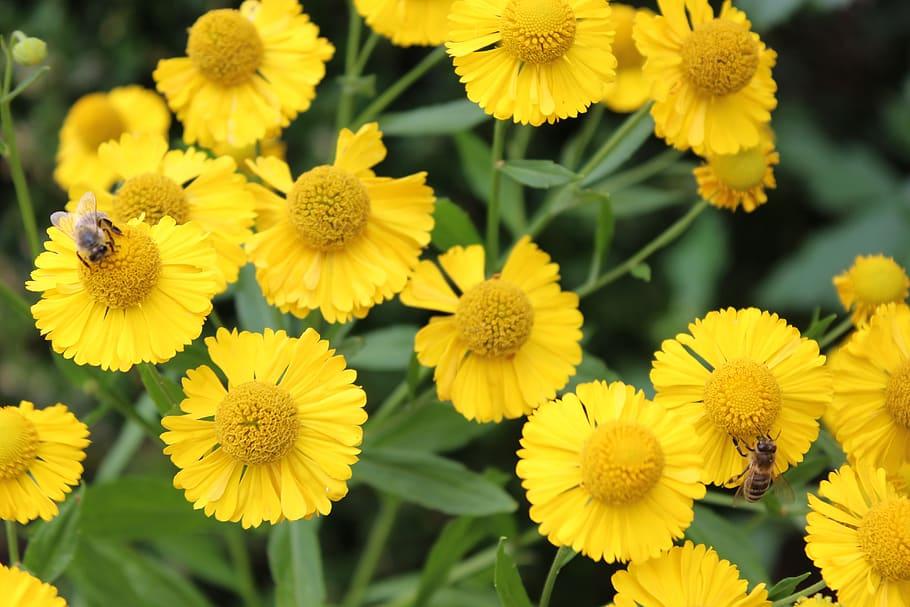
xmin=634 ymin=0 xmax=777 ymax=154
xmin=517 ymin=381 xmax=705 ymax=562
xmin=834 ymin=255 xmax=909 ymax=327
xmin=401 ymin=237 xmax=582 ymax=422
xmin=154 ymin=0 xmax=334 ymax=148
xmin=805 ymin=464 xmax=910 ymax=606
xmin=795 ymin=595 xmax=838 ymax=606
xmin=611 ymin=541 xmax=770 ymax=607
xmin=161 ymin=328 xmax=367 ymax=528
xmin=651 ymin=307 xmax=830 ymax=485
xmin=355 ymin=0 xmax=454 ymax=47
xmin=694 ymin=138 xmax=779 ymax=213
xmin=246 ymin=122 xmax=435 ymax=323
xmin=0 ymin=564 xmax=67 ymax=606
xmin=0 ymin=401 xmax=88 ymax=523
xmin=67 ymin=132 xmax=256 ymax=293
xmin=447 ymin=0 xmax=617 ymax=126
xmin=54 ymin=87 xmax=170 ymax=192
xmin=27 ymin=217 xmax=217 ymax=372
xmin=828 ymin=303 xmax=910 ymax=472
xmin=601 ymin=4 xmax=651 ymax=113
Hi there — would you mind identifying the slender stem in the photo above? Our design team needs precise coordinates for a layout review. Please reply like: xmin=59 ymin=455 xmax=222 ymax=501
xmin=353 ymin=32 xmax=380 ymax=75
xmin=577 ymin=200 xmax=708 ymax=298
xmin=341 ymin=495 xmax=401 ymax=607
xmin=336 ymin=2 xmax=363 ymax=129
xmin=226 ymin=528 xmax=262 ymax=607
xmin=487 ymin=119 xmax=508 ymax=271
xmin=818 ymin=316 xmax=853 ymax=350
xmin=539 ymin=546 xmax=573 ymax=607
xmin=82 ymin=400 xmax=114 ymax=426
xmin=577 ymin=101 xmax=653 ymax=182
xmin=771 ymin=580 xmax=827 ymax=607
xmin=0 ymin=279 xmax=30 ymax=319
xmin=507 ymin=124 xmax=534 ymax=160
xmin=352 ymin=46 xmax=447 ymax=127
xmin=567 ymin=104 xmax=605 ymax=170
xmin=585 ymin=203 xmax=612 ymax=284
xmin=368 ymin=371 xmax=431 ymax=427
xmin=595 ymin=148 xmax=683 ymax=192
xmin=5 ymin=520 xmax=19 ymax=565
xmin=100 ymin=383 xmax=161 ymax=440
xmin=209 ymin=308 xmax=225 ymax=329
xmin=2 ymin=65 xmax=49 ymax=104
xmin=700 ymin=489 xmax=764 ymax=513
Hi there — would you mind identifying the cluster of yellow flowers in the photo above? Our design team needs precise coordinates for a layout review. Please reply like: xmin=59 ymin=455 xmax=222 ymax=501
xmin=3 ymin=0 xmax=910 ymax=605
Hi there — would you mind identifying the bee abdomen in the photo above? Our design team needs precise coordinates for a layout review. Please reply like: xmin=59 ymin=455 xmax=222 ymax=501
xmin=745 ymin=476 xmax=772 ymax=502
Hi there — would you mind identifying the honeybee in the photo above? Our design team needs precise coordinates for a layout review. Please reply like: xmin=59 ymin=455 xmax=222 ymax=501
xmin=727 ymin=435 xmax=792 ymax=503
xmin=50 ymin=192 xmax=122 ymax=266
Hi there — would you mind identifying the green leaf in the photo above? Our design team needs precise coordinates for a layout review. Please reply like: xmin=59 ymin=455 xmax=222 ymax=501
xmin=151 ymin=534 xmax=238 ymax=592
xmin=803 ymin=309 xmax=838 ymax=341
xmin=592 ymin=197 xmax=615 ymax=267
xmin=686 ymin=505 xmax=769 ymax=584
xmin=369 ymin=401 xmax=493 ymax=453
xmin=735 ymin=0 xmax=804 ymax=31
xmin=268 ymin=519 xmax=326 ymax=607
xmin=235 ymin=263 xmax=284 ymax=332
xmin=565 ymin=351 xmax=619 ymax=392
xmin=137 ymin=363 xmax=183 ymax=415
xmin=815 ymin=427 xmax=846 ymax=468
xmin=415 ymin=517 xmax=489 ymax=607
xmin=630 ymin=262 xmax=652 ymax=282
xmin=610 ymin=186 xmax=692 ymax=218
xmin=493 ymin=538 xmax=533 ymax=607
xmin=453 ymin=132 xmax=524 ymax=235
xmin=766 ymin=572 xmax=812 ymax=601
xmin=24 ymin=487 xmax=83 ymax=582
xmin=347 ymin=325 xmax=417 ymax=371
xmin=582 ymin=113 xmax=655 ymax=184
xmin=380 ymin=100 xmax=488 ymax=137
xmin=355 ymin=448 xmax=517 ymax=515
xmin=431 ymin=198 xmax=482 ymax=251
xmin=782 ymin=452 xmax=829 ymax=488
xmin=500 ymin=160 xmax=577 ymax=189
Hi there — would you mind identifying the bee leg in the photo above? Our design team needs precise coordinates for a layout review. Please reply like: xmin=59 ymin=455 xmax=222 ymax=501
xmin=101 ymin=218 xmax=122 ymax=236
xmin=76 ymin=252 xmax=90 ymax=268
xmin=724 ymin=467 xmax=749 ymax=489
xmin=731 ymin=436 xmax=750 ymax=458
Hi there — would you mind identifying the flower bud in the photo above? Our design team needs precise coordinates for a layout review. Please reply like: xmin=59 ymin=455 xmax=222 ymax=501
xmin=12 ymin=37 xmax=47 ymax=66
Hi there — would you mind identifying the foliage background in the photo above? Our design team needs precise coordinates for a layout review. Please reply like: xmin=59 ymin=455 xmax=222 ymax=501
xmin=1 ymin=0 xmax=909 ymax=604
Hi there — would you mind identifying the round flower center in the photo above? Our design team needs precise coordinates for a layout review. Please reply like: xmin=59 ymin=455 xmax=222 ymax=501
xmin=886 ymin=362 xmax=910 ymax=429
xmin=287 ymin=165 xmax=371 ymax=252
xmin=703 ymin=359 xmax=781 ymax=441
xmin=612 ymin=8 xmax=644 ymax=69
xmin=500 ymin=0 xmax=577 ymax=65
xmin=681 ymin=21 xmax=760 ymax=97
xmin=710 ymin=147 xmax=767 ymax=190
xmin=114 ymin=173 xmax=190 ymax=225
xmin=851 ymin=256 xmax=909 ymax=305
xmin=187 ymin=9 xmax=264 ymax=87
xmin=80 ymin=226 xmax=162 ymax=310
xmin=215 ymin=381 xmax=299 ymax=465
xmin=455 ymin=279 xmax=534 ymax=357
xmin=580 ymin=421 xmax=665 ymax=505
xmin=0 ymin=408 xmax=39 ymax=480
xmin=69 ymin=94 xmax=126 ymax=152
xmin=858 ymin=499 xmax=910 ymax=581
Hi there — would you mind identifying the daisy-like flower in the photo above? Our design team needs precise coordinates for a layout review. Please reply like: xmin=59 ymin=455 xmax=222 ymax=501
xmin=795 ymin=596 xmax=838 ymax=606
xmin=517 ymin=381 xmax=705 ymax=562
xmin=210 ymin=131 xmax=286 ymax=175
xmin=634 ymin=0 xmax=777 ymax=155
xmin=0 ymin=401 xmax=88 ymax=523
xmin=651 ymin=307 xmax=831 ymax=485
xmin=54 ymin=86 xmax=170 ymax=192
xmin=246 ymin=122 xmax=435 ymax=323
xmin=833 ymin=255 xmax=909 ymax=327
xmin=161 ymin=328 xmax=367 ymax=528
xmin=828 ymin=303 xmax=910 ymax=472
xmin=694 ymin=138 xmax=779 ymax=213
xmin=154 ymin=0 xmax=334 ymax=148
xmin=27 ymin=216 xmax=218 ymax=372
xmin=400 ymin=237 xmax=582 ymax=422
xmin=67 ymin=132 xmax=256 ymax=293
xmin=601 ymin=4 xmax=652 ymax=113
xmin=611 ymin=541 xmax=770 ymax=607
xmin=446 ymin=0 xmax=617 ymax=126
xmin=0 ymin=565 xmax=67 ymax=606
xmin=355 ymin=0 xmax=454 ymax=47
xmin=806 ymin=464 xmax=910 ymax=606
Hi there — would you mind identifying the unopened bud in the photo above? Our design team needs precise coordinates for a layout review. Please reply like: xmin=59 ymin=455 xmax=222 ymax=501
xmin=12 ymin=36 xmax=47 ymax=66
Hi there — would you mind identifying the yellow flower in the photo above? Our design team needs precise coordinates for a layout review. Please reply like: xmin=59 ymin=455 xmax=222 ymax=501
xmin=650 ymin=307 xmax=831 ymax=485
xmin=401 ymin=237 xmax=582 ymax=422
xmin=246 ymin=123 xmax=435 ymax=323
xmin=694 ymin=139 xmax=779 ymax=213
xmin=806 ymin=464 xmax=910 ymax=606
xmin=601 ymin=4 xmax=652 ymax=113
xmin=355 ymin=0 xmax=454 ymax=47
xmin=795 ymin=595 xmax=838 ymax=606
xmin=154 ymin=0 xmax=334 ymax=148
xmin=828 ymin=303 xmax=910 ymax=473
xmin=65 ymin=133 xmax=256 ymax=293
xmin=517 ymin=381 xmax=705 ymax=563
xmin=161 ymin=328 xmax=367 ymax=528
xmin=833 ymin=255 xmax=910 ymax=327
xmin=54 ymin=87 xmax=170 ymax=192
xmin=0 ymin=401 xmax=88 ymax=524
xmin=27 ymin=217 xmax=218 ymax=372
xmin=611 ymin=541 xmax=770 ymax=607
xmin=210 ymin=131 xmax=287 ymax=175
xmin=446 ymin=0 xmax=617 ymax=126
xmin=634 ymin=0 xmax=777 ymax=155
xmin=0 ymin=565 xmax=66 ymax=606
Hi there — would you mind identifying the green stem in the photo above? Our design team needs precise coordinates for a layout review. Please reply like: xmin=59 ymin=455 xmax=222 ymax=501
xmin=226 ymin=528 xmax=262 ymax=607
xmin=99 ymin=382 xmax=161 ymax=440
xmin=0 ymin=279 xmax=30 ymax=319
xmin=352 ymin=46 xmax=447 ymax=127
xmin=700 ymin=489 xmax=764 ymax=513
xmin=818 ymin=316 xmax=853 ymax=350
xmin=577 ymin=101 xmax=653 ymax=182
xmin=539 ymin=546 xmax=574 ymax=607
xmin=209 ymin=308 xmax=225 ymax=329
xmin=368 ymin=371 xmax=431 ymax=428
xmin=771 ymin=580 xmax=827 ymax=607
xmin=577 ymin=200 xmax=708 ymax=298
xmin=487 ymin=119 xmax=508 ymax=271
xmin=341 ymin=495 xmax=400 ymax=607
xmin=595 ymin=148 xmax=683 ymax=192
xmin=336 ymin=2 xmax=363 ymax=129
xmin=5 ymin=520 xmax=18 ymax=565
xmin=567 ymin=104 xmax=605 ymax=170
xmin=353 ymin=32 xmax=380 ymax=75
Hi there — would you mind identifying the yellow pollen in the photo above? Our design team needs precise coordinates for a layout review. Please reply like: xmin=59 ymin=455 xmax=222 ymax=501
xmin=703 ymin=359 xmax=781 ymax=442
xmin=709 ymin=147 xmax=768 ymax=190
xmin=69 ymin=94 xmax=126 ymax=152
xmin=288 ymin=165 xmax=371 ymax=252
xmin=580 ymin=421 xmax=664 ymax=505
xmin=850 ymin=256 xmax=910 ymax=306
xmin=611 ymin=6 xmax=644 ymax=70
xmin=886 ymin=362 xmax=910 ymax=429
xmin=80 ymin=225 xmax=162 ymax=310
xmin=681 ymin=20 xmax=760 ymax=97
xmin=215 ymin=381 xmax=299 ymax=465
xmin=500 ymin=0 xmax=577 ymax=65
xmin=0 ymin=408 xmax=39 ymax=480
xmin=455 ymin=279 xmax=534 ymax=357
xmin=188 ymin=9 xmax=264 ymax=87
xmin=114 ymin=173 xmax=190 ymax=225
xmin=858 ymin=499 xmax=910 ymax=581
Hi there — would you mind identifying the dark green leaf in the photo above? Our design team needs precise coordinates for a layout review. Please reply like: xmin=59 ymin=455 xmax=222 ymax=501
xmin=500 ymin=160 xmax=577 ymax=189
xmin=493 ymin=538 xmax=533 ymax=607
xmin=815 ymin=428 xmax=846 ymax=468
xmin=406 ymin=352 xmax=422 ymax=401
xmin=783 ymin=453 xmax=829 ymax=488
xmin=592 ymin=197 xmax=615 ymax=268
xmin=415 ymin=517 xmax=489 ymax=607
xmin=582 ymin=114 xmax=655 ymax=184
xmin=565 ymin=351 xmax=619 ymax=392
xmin=24 ymin=487 xmax=83 ymax=582
xmin=735 ymin=0 xmax=804 ymax=31
xmin=269 ymin=519 xmax=326 ymax=607
xmin=380 ymin=100 xmax=488 ymax=137
xmin=610 ymin=186 xmax=692 ymax=218
xmin=686 ymin=505 xmax=769 ymax=583
xmin=630 ymin=263 xmax=652 ymax=282
xmin=453 ymin=132 xmax=524 ymax=235
xmin=369 ymin=401 xmax=493 ymax=453
xmin=431 ymin=198 xmax=482 ymax=250
xmin=235 ymin=263 xmax=285 ymax=332
xmin=346 ymin=325 xmax=417 ymax=371
xmin=766 ymin=572 xmax=813 ymax=601
xmin=137 ymin=363 xmax=183 ymax=415
xmin=151 ymin=534 xmax=237 ymax=592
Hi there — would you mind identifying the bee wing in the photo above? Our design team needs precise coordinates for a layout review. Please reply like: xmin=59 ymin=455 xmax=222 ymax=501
xmin=74 ymin=191 xmax=98 ymax=218
xmin=50 ymin=211 xmax=77 ymax=238
xmin=770 ymin=472 xmax=795 ymax=503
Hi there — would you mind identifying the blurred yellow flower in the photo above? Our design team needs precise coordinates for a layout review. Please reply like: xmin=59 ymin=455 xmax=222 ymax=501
xmin=0 ymin=564 xmax=66 ymax=606
xmin=834 ymin=255 xmax=909 ymax=326
xmin=795 ymin=595 xmax=838 ymax=606
xmin=694 ymin=139 xmax=779 ymax=213
xmin=355 ymin=0 xmax=454 ymax=47
xmin=601 ymin=4 xmax=651 ymax=113
xmin=517 ymin=381 xmax=705 ymax=562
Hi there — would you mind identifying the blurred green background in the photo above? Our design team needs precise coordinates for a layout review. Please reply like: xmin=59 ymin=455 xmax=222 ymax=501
xmin=1 ymin=0 xmax=909 ymax=605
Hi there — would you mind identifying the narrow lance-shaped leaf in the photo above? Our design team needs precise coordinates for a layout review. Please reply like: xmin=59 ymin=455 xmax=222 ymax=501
xmin=268 ymin=519 xmax=326 ymax=607
xmin=500 ymin=160 xmax=578 ymax=189
xmin=23 ymin=486 xmax=84 ymax=582
xmin=493 ymin=538 xmax=533 ymax=607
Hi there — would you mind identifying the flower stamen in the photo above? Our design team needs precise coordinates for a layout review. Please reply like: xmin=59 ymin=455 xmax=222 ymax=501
xmin=288 ymin=165 xmax=371 ymax=252
xmin=0 ymin=408 xmax=39 ymax=480
xmin=215 ymin=381 xmax=299 ymax=465
xmin=703 ymin=359 xmax=781 ymax=442
xmin=188 ymin=9 xmax=264 ymax=87
xmin=580 ymin=421 xmax=664 ymax=505
xmin=114 ymin=173 xmax=190 ymax=225
xmin=858 ymin=499 xmax=910 ymax=581
xmin=681 ymin=21 xmax=759 ymax=97
xmin=500 ymin=0 xmax=577 ymax=65
xmin=456 ymin=278 xmax=534 ymax=357
xmin=80 ymin=226 xmax=162 ymax=310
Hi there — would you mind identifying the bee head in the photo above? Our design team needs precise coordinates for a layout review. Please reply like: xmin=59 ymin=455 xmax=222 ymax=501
xmin=755 ymin=436 xmax=776 ymax=454
xmin=87 ymin=243 xmax=110 ymax=263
